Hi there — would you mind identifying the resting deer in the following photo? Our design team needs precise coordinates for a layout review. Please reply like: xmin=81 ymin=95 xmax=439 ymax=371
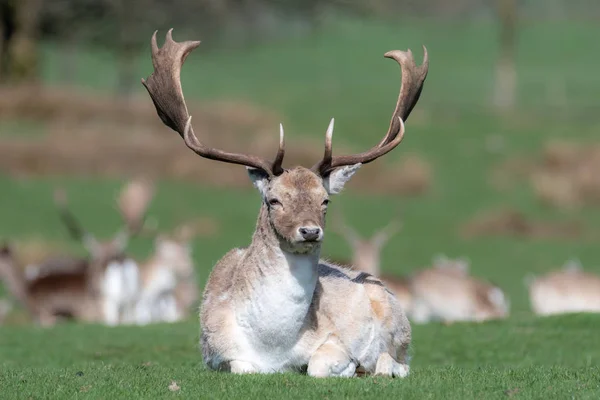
xmin=142 ymin=30 xmax=428 ymax=377
xmin=0 ymin=242 xmax=101 ymax=326
xmin=526 ymin=260 xmax=600 ymax=316
xmin=0 ymin=181 xmax=153 ymax=327
xmin=51 ymin=180 xmax=153 ymax=325
xmin=330 ymin=210 xmax=413 ymax=312
xmin=408 ymin=256 xmax=509 ymax=324
xmin=134 ymin=221 xmax=200 ymax=325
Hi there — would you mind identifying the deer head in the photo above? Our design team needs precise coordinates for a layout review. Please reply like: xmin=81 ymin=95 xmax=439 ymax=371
xmin=54 ymin=178 xmax=154 ymax=263
xmin=142 ymin=30 xmax=428 ymax=255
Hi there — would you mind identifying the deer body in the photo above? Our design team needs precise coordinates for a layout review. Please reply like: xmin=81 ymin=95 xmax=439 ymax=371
xmin=142 ymin=29 xmax=428 ymax=377
xmin=527 ymin=262 xmax=600 ymax=316
xmin=408 ymin=261 xmax=509 ymax=324
xmin=134 ymin=230 xmax=198 ymax=324
xmin=102 ymin=258 xmax=141 ymax=325
xmin=0 ymin=245 xmax=102 ymax=326
xmin=201 ymin=173 xmax=410 ymax=375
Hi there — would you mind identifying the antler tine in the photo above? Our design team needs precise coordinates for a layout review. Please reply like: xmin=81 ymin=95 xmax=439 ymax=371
xmin=373 ymin=218 xmax=402 ymax=246
xmin=312 ymin=46 xmax=429 ymax=176
xmin=142 ymin=29 xmax=285 ymax=176
xmin=53 ymin=188 xmax=93 ymax=243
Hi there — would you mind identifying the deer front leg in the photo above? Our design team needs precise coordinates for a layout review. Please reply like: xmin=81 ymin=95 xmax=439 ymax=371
xmin=375 ymin=353 xmax=410 ymax=378
xmin=228 ymin=360 xmax=258 ymax=374
xmin=307 ymin=335 xmax=356 ymax=378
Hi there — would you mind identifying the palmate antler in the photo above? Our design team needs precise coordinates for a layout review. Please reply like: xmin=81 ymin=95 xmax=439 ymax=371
xmin=142 ymin=30 xmax=428 ymax=177
xmin=311 ymin=49 xmax=429 ymax=176
xmin=141 ymin=30 xmax=285 ymax=176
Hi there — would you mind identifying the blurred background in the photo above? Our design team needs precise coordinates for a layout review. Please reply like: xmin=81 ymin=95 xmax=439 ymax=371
xmin=1 ymin=0 xmax=599 ymax=320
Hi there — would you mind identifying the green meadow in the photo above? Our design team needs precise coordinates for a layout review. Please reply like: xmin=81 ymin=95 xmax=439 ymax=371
xmin=1 ymin=17 xmax=599 ymax=399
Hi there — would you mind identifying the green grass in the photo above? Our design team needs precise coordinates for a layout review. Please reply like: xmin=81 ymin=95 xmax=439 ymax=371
xmin=2 ymin=15 xmax=600 ymax=399
xmin=1 ymin=315 xmax=600 ymax=398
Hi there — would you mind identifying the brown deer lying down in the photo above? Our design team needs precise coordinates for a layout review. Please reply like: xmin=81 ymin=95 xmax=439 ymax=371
xmin=408 ymin=255 xmax=510 ymax=324
xmin=142 ymin=29 xmax=428 ymax=377
xmin=0 ymin=180 xmax=153 ymax=327
xmin=526 ymin=260 xmax=600 ymax=316
xmin=329 ymin=210 xmax=413 ymax=312
xmin=0 ymin=243 xmax=102 ymax=326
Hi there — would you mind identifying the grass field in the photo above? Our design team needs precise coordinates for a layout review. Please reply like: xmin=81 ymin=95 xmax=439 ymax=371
xmin=1 ymin=16 xmax=600 ymax=398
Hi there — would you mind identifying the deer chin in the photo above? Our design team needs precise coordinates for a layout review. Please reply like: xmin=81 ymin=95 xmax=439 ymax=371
xmin=279 ymin=238 xmax=321 ymax=255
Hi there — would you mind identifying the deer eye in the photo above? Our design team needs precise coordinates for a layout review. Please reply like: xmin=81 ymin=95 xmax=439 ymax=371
xmin=268 ymin=198 xmax=282 ymax=207
xmin=322 ymin=199 xmax=330 ymax=207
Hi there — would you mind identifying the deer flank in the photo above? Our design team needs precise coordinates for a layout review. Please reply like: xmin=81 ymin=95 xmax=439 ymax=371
xmin=527 ymin=262 xmax=600 ymax=316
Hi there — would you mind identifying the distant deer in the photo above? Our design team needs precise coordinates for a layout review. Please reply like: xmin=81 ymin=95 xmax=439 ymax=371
xmin=142 ymin=30 xmax=428 ymax=377
xmin=0 ymin=242 xmax=101 ymax=326
xmin=526 ymin=260 xmax=600 ymax=316
xmin=52 ymin=180 xmax=155 ymax=325
xmin=408 ymin=256 xmax=510 ymax=324
xmin=330 ymin=210 xmax=413 ymax=312
xmin=134 ymin=220 xmax=202 ymax=325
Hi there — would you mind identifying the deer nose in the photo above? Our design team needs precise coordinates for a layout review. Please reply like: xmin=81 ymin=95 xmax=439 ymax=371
xmin=298 ymin=226 xmax=322 ymax=242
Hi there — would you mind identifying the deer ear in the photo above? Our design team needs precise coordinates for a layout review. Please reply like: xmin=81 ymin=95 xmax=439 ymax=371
xmin=247 ymin=167 xmax=270 ymax=198
xmin=323 ymin=164 xmax=362 ymax=195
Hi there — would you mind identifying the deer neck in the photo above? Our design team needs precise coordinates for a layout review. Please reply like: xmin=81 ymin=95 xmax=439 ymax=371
xmin=239 ymin=205 xmax=320 ymax=345
xmin=353 ymin=251 xmax=381 ymax=277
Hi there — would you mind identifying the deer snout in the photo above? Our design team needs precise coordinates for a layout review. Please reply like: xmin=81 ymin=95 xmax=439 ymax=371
xmin=298 ymin=226 xmax=322 ymax=242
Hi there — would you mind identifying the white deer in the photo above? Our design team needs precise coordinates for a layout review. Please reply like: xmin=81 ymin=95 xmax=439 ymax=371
xmin=142 ymin=30 xmax=428 ymax=377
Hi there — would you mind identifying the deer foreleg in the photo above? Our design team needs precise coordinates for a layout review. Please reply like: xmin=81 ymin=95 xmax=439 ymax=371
xmin=307 ymin=335 xmax=356 ymax=378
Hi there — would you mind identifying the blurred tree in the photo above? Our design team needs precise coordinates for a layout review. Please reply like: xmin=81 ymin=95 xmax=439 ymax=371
xmin=0 ymin=0 xmax=13 ymax=82
xmin=0 ymin=0 xmax=42 ymax=83
xmin=493 ymin=0 xmax=517 ymax=111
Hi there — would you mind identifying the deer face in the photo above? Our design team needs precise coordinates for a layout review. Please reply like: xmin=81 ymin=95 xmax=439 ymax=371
xmin=248 ymin=166 xmax=360 ymax=254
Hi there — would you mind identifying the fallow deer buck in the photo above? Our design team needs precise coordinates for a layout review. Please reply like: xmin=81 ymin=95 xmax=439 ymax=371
xmin=408 ymin=256 xmax=510 ymax=324
xmin=142 ymin=29 xmax=428 ymax=377
xmin=526 ymin=260 xmax=600 ymax=316
xmin=49 ymin=180 xmax=154 ymax=325
xmin=330 ymin=210 xmax=413 ymax=313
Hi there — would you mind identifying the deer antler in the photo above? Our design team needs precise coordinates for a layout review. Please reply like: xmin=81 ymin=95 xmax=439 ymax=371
xmin=53 ymin=188 xmax=97 ymax=246
xmin=312 ymin=48 xmax=429 ymax=176
xmin=142 ymin=29 xmax=285 ymax=176
xmin=372 ymin=219 xmax=402 ymax=248
xmin=117 ymin=178 xmax=156 ymax=236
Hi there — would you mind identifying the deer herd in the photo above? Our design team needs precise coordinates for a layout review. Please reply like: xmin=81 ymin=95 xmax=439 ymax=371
xmin=1 ymin=29 xmax=600 ymax=378
xmin=0 ymin=178 xmax=200 ymax=327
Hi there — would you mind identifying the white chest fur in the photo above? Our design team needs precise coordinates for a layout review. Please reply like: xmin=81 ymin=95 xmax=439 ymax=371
xmin=236 ymin=251 xmax=318 ymax=371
